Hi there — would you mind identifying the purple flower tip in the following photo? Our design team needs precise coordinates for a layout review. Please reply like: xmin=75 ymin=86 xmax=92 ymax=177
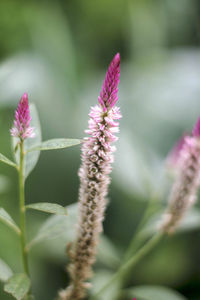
xmin=192 ymin=117 xmax=200 ymax=137
xmin=10 ymin=93 xmax=35 ymax=140
xmin=22 ymin=92 xmax=28 ymax=101
xmin=98 ymin=53 xmax=120 ymax=110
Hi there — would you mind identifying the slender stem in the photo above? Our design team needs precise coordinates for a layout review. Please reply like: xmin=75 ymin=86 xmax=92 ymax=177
xmin=19 ymin=140 xmax=30 ymax=276
xmin=118 ymin=232 xmax=163 ymax=281
xmin=90 ymin=232 xmax=164 ymax=300
xmin=123 ymin=202 xmax=151 ymax=263
xmin=123 ymin=195 xmax=159 ymax=262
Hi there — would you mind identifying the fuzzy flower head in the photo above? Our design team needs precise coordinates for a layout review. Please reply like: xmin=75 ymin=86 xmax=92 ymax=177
xmin=161 ymin=117 xmax=200 ymax=233
xmin=10 ymin=93 xmax=35 ymax=140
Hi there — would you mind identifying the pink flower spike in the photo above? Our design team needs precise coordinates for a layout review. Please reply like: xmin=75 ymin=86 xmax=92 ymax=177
xmin=192 ymin=117 xmax=200 ymax=137
xmin=98 ymin=53 xmax=120 ymax=110
xmin=61 ymin=54 xmax=121 ymax=300
xmin=10 ymin=93 xmax=35 ymax=140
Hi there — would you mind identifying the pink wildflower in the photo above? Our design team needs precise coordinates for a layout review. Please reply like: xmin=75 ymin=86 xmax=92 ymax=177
xmin=59 ymin=54 xmax=121 ymax=300
xmin=161 ymin=117 xmax=200 ymax=233
xmin=10 ymin=93 xmax=35 ymax=140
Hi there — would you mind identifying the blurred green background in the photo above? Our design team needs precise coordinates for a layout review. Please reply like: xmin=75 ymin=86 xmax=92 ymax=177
xmin=0 ymin=0 xmax=200 ymax=299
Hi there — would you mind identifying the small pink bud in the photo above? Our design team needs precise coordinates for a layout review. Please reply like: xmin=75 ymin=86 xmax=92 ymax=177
xmin=10 ymin=93 xmax=35 ymax=140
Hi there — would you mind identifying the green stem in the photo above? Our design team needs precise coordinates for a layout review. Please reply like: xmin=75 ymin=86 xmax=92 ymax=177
xmin=118 ymin=232 xmax=163 ymax=281
xmin=123 ymin=202 xmax=151 ymax=263
xmin=90 ymin=232 xmax=164 ymax=300
xmin=19 ymin=140 xmax=30 ymax=276
xmin=123 ymin=193 xmax=161 ymax=263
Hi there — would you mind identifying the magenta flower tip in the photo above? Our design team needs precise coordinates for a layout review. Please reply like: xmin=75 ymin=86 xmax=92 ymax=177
xmin=10 ymin=93 xmax=35 ymax=140
xmin=98 ymin=53 xmax=120 ymax=110
xmin=22 ymin=92 xmax=28 ymax=100
xmin=114 ymin=52 xmax=120 ymax=62
xmin=192 ymin=117 xmax=200 ymax=137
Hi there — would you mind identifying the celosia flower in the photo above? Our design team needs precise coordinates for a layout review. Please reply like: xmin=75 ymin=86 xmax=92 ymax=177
xmin=161 ymin=118 xmax=200 ymax=233
xmin=10 ymin=93 xmax=35 ymax=140
xmin=59 ymin=53 xmax=121 ymax=300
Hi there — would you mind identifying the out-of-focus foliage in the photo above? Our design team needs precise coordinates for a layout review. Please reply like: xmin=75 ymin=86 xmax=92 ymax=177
xmin=0 ymin=0 xmax=200 ymax=299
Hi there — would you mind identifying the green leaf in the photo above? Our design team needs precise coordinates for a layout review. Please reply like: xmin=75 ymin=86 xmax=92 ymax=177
xmin=0 ymin=208 xmax=20 ymax=235
xmin=98 ymin=236 xmax=120 ymax=268
xmin=12 ymin=103 xmax=42 ymax=179
xmin=0 ymin=175 xmax=10 ymax=194
xmin=27 ymin=138 xmax=81 ymax=152
xmin=127 ymin=285 xmax=187 ymax=300
xmin=27 ymin=203 xmax=77 ymax=251
xmin=24 ymin=104 xmax=42 ymax=178
xmin=0 ymin=153 xmax=17 ymax=169
xmin=26 ymin=202 xmax=68 ymax=216
xmin=115 ymin=133 xmax=169 ymax=199
xmin=4 ymin=274 xmax=31 ymax=300
xmin=0 ymin=258 xmax=13 ymax=282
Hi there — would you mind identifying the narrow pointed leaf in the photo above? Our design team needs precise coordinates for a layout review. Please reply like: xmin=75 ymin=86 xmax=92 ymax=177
xmin=4 ymin=273 xmax=30 ymax=300
xmin=127 ymin=285 xmax=186 ymax=300
xmin=27 ymin=138 xmax=81 ymax=152
xmin=12 ymin=103 xmax=42 ymax=179
xmin=26 ymin=202 xmax=68 ymax=215
xmin=0 ymin=153 xmax=17 ymax=169
xmin=0 ymin=208 xmax=20 ymax=235
xmin=0 ymin=259 xmax=13 ymax=282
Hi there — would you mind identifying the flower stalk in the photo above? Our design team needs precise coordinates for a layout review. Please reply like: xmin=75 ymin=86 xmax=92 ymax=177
xmin=10 ymin=93 xmax=35 ymax=294
xmin=90 ymin=232 xmax=164 ymax=300
xmin=19 ymin=140 xmax=30 ymax=276
xmin=59 ymin=54 xmax=121 ymax=300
